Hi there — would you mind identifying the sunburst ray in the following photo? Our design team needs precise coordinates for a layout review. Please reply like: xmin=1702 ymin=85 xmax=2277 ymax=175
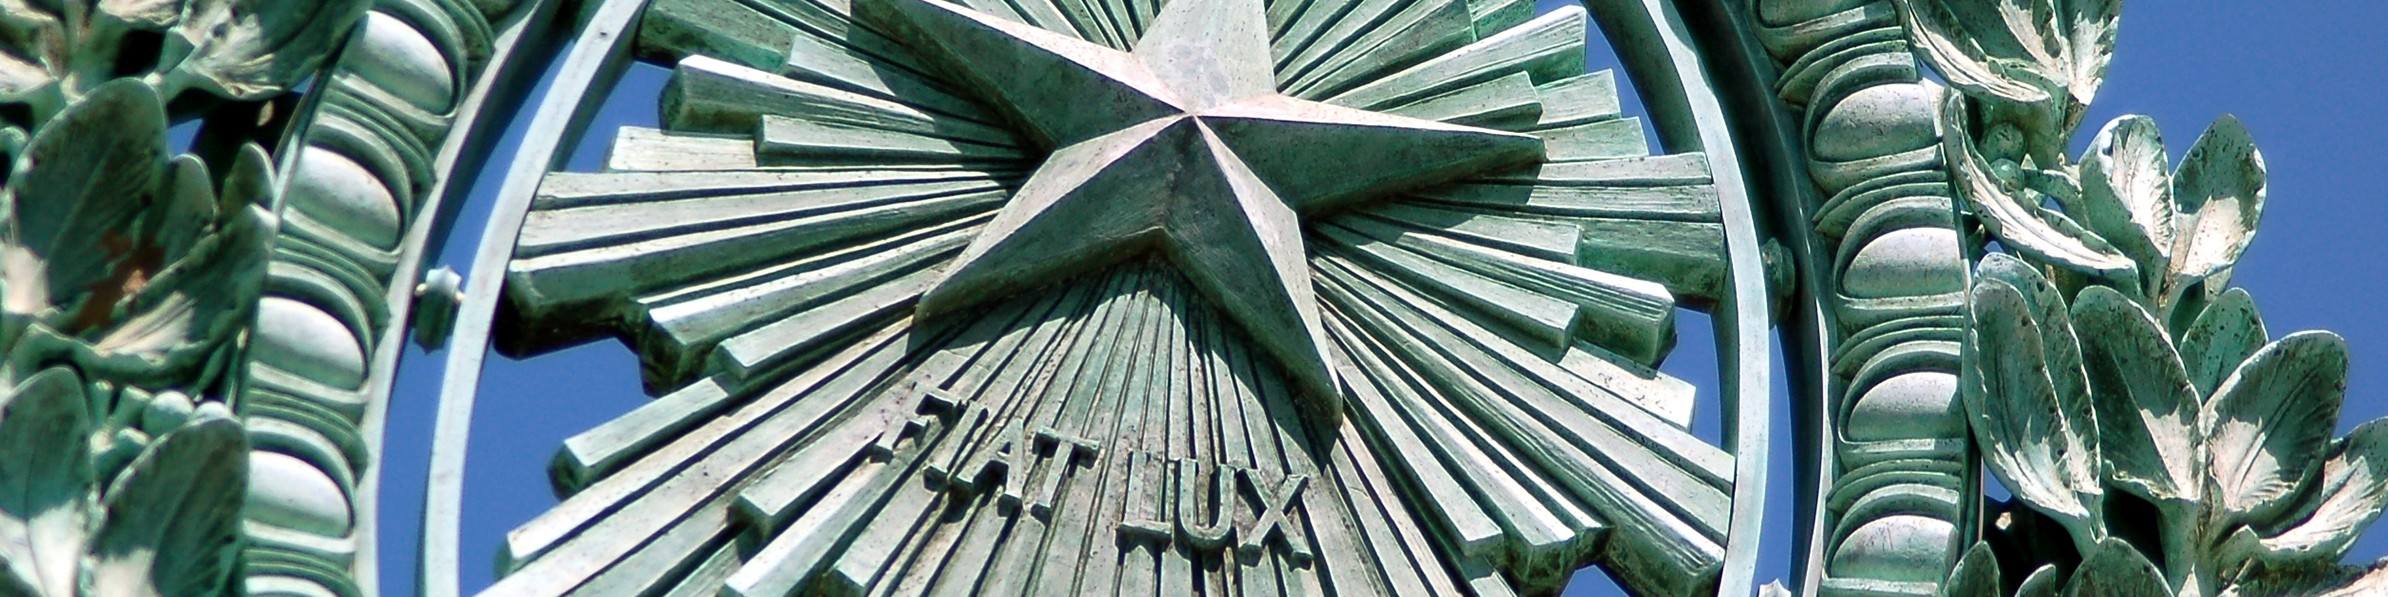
xmin=488 ymin=1 xmax=1748 ymax=595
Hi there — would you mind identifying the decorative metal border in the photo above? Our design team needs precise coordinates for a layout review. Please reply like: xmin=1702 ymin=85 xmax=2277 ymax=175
xmin=410 ymin=0 xmax=1782 ymax=595
xmin=1722 ymin=1 xmax=1979 ymax=595
xmin=239 ymin=0 xmax=586 ymax=594
xmin=235 ymin=0 xmax=557 ymax=594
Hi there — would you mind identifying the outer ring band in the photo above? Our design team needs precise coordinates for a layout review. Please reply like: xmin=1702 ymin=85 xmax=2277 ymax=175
xmin=420 ymin=1 xmax=654 ymax=594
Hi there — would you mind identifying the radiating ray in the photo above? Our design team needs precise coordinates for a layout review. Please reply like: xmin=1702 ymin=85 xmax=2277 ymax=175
xmin=490 ymin=0 xmax=1750 ymax=595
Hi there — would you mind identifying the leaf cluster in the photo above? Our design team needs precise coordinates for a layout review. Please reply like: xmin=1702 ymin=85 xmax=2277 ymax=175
xmin=1941 ymin=93 xmax=2266 ymax=329
xmin=0 ymin=366 xmax=250 ymax=597
xmin=1896 ymin=3 xmax=2388 ymax=594
xmin=0 ymin=1 xmax=350 ymax=590
xmin=0 ymin=79 xmax=276 ymax=393
xmin=1956 ymin=249 xmax=2383 ymax=597
xmin=0 ymin=0 xmax=370 ymax=124
xmin=1895 ymin=0 xmax=2116 ymax=166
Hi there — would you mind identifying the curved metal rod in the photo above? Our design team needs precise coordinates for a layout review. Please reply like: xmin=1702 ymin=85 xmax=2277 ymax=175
xmin=1581 ymin=0 xmax=1776 ymax=594
xmin=338 ymin=0 xmax=577 ymax=590
xmin=419 ymin=0 xmax=652 ymax=595
xmin=1669 ymin=1 xmax=1846 ymax=594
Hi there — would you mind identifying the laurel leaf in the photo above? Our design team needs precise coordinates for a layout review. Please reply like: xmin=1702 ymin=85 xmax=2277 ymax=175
xmin=87 ymin=417 xmax=247 ymax=597
xmin=0 ymin=4 xmax=63 ymax=99
xmin=1965 ymin=274 xmax=2102 ymax=528
xmin=2016 ymin=564 xmax=2064 ymax=597
xmin=97 ymin=0 xmax=183 ymax=29
xmin=1944 ymin=96 xmax=2137 ymax=282
xmin=1892 ymin=0 xmax=2053 ymax=104
xmin=2072 ymin=285 xmax=2202 ymax=509
xmin=2079 ymin=115 xmax=2173 ymax=287
xmin=0 ymin=368 xmax=90 ymax=597
xmin=1941 ymin=542 xmax=2000 ymax=597
xmin=2065 ymin=0 xmax=2119 ymax=108
xmin=2203 ymin=331 xmax=2346 ymax=529
xmin=2179 ymin=287 xmax=2267 ymax=398
xmin=2247 ymin=419 xmax=2388 ymax=565
xmin=2167 ymin=115 xmax=2265 ymax=295
xmin=163 ymin=0 xmax=371 ymax=100
xmin=2062 ymin=538 xmax=2171 ymax=597
xmin=3 ymin=79 xmax=167 ymax=310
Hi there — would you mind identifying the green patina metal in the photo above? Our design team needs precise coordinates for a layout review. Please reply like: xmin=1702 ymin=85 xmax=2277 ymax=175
xmin=1753 ymin=0 xmax=2388 ymax=595
xmin=460 ymin=0 xmax=1766 ymax=594
xmin=0 ymin=0 xmax=2380 ymax=596
xmin=0 ymin=1 xmax=371 ymax=595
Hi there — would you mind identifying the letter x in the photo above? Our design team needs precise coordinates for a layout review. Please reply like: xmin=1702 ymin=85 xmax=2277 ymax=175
xmin=1237 ymin=468 xmax=1313 ymax=564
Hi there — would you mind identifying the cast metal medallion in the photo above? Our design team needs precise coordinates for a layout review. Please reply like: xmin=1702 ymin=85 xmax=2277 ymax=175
xmin=2 ymin=0 xmax=2385 ymax=596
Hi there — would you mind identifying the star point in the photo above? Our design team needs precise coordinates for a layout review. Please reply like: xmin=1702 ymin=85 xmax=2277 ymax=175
xmin=860 ymin=0 xmax=1546 ymax=415
xmin=1131 ymin=0 xmax=1275 ymax=109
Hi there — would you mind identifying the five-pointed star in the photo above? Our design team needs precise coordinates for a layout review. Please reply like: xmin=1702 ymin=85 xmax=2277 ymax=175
xmin=856 ymin=0 xmax=1546 ymax=407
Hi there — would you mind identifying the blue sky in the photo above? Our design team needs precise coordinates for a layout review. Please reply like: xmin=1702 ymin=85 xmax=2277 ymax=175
xmin=369 ymin=1 xmax=2388 ymax=595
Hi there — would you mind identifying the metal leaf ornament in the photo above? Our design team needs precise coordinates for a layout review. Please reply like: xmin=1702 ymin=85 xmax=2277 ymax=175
xmin=1892 ymin=0 xmax=2057 ymax=105
xmin=156 ymin=0 xmax=373 ymax=101
xmin=1978 ymin=251 xmax=2092 ymax=407
xmin=1910 ymin=15 xmax=2306 ymax=577
xmin=99 ymin=0 xmax=188 ymax=29
xmin=1942 ymin=94 xmax=2138 ymax=285
xmin=1936 ymin=538 xmax=2181 ymax=597
xmin=2015 ymin=565 xmax=2066 ymax=597
xmin=0 ymin=68 xmax=277 ymax=595
xmin=1 ymin=79 xmax=165 ymax=312
xmin=2072 ymin=285 xmax=2203 ymax=572
xmin=0 ymin=79 xmax=275 ymax=387
xmin=2073 ymin=285 xmax=2199 ymax=505
xmin=0 ymin=368 xmax=90 ymax=597
xmin=1893 ymin=0 xmax=2118 ymax=161
xmin=0 ymin=0 xmax=66 ymax=109
xmin=1962 ymin=253 xmax=2105 ymax=555
xmin=2163 ymin=116 xmax=2266 ymax=314
xmin=79 ymin=144 xmax=276 ymax=384
xmin=1956 ymin=248 xmax=2388 ymax=597
xmin=0 ymin=0 xmax=179 ymax=117
xmin=0 ymin=0 xmax=369 ymax=121
xmin=2221 ymin=420 xmax=2388 ymax=567
xmin=85 ymin=416 xmax=248 ymax=597
xmin=2077 ymin=115 xmax=2173 ymax=297
xmin=2065 ymin=537 xmax=2173 ymax=597
xmin=2179 ymin=289 xmax=2268 ymax=399
xmin=2169 ymin=327 xmax=2357 ymax=596
xmin=1942 ymin=542 xmax=2002 ymax=597
xmin=0 ymin=364 xmax=251 ymax=597
xmin=2201 ymin=332 xmax=2347 ymax=538
xmin=0 ymin=2 xmax=356 ymax=596
xmin=1945 ymin=94 xmax=2270 ymax=327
